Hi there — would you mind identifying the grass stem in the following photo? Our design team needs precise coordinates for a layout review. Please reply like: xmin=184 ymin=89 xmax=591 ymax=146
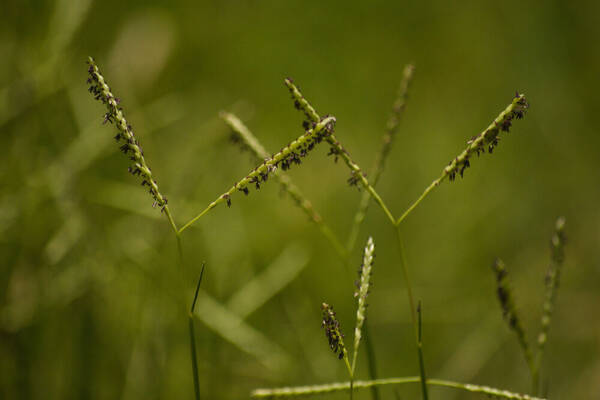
xmin=416 ymin=301 xmax=429 ymax=400
xmin=326 ymin=135 xmax=397 ymax=225
xmin=251 ymin=376 xmax=546 ymax=400
xmin=164 ymin=206 xmax=179 ymax=235
xmin=363 ymin=323 xmax=380 ymax=400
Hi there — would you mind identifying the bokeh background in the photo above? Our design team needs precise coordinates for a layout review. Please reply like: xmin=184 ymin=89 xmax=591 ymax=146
xmin=1 ymin=1 xmax=599 ymax=399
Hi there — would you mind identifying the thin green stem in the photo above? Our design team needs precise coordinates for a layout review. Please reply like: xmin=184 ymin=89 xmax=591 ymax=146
xmin=395 ymin=225 xmax=429 ymax=400
xmin=164 ymin=206 xmax=179 ymax=235
xmin=327 ymin=135 xmax=397 ymax=225
xmin=178 ymin=200 xmax=218 ymax=234
xmin=396 ymin=178 xmax=440 ymax=226
xmin=363 ymin=323 xmax=380 ymax=400
xmin=395 ymin=226 xmax=417 ymax=332
xmin=251 ymin=376 xmax=546 ymax=400
xmin=416 ymin=302 xmax=429 ymax=400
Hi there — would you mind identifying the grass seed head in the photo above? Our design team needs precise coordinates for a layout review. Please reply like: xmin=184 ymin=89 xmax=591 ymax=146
xmin=86 ymin=57 xmax=168 ymax=211
xmin=445 ymin=93 xmax=529 ymax=182
xmin=321 ymin=303 xmax=347 ymax=360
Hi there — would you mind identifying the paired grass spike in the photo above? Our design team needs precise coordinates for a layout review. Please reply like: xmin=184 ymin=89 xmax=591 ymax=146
xmin=492 ymin=258 xmax=534 ymax=370
xmin=86 ymin=57 xmax=178 ymax=234
xmin=251 ymin=377 xmax=546 ymax=400
xmin=284 ymin=78 xmax=398 ymax=225
xmin=347 ymin=64 xmax=415 ymax=251
xmin=396 ymin=93 xmax=529 ymax=225
xmin=220 ymin=112 xmax=347 ymax=259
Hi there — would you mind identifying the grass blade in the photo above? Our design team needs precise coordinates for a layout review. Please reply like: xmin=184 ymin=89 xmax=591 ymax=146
xmin=189 ymin=263 xmax=206 ymax=400
xmin=227 ymin=243 xmax=310 ymax=319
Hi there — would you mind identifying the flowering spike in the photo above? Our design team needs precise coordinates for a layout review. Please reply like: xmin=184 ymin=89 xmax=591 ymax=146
xmin=492 ymin=258 xmax=533 ymax=369
xmin=86 ymin=57 xmax=168 ymax=211
xmin=351 ymin=237 xmax=375 ymax=373
xmin=321 ymin=303 xmax=348 ymax=362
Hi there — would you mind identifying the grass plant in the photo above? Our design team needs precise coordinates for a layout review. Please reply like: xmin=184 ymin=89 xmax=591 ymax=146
xmin=85 ymin=56 xmax=563 ymax=400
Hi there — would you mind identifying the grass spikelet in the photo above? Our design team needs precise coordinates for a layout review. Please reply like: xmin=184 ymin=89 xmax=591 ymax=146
xmin=396 ymin=93 xmax=529 ymax=225
xmin=351 ymin=237 xmax=375 ymax=374
xmin=444 ymin=93 xmax=529 ymax=181
xmin=284 ymin=78 xmax=320 ymax=125
xmin=537 ymin=217 xmax=566 ymax=351
xmin=321 ymin=303 xmax=352 ymax=375
xmin=492 ymin=258 xmax=533 ymax=370
xmin=87 ymin=58 xmax=169 ymax=212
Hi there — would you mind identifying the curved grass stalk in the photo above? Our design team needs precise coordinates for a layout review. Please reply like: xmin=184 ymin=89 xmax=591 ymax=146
xmin=396 ymin=93 xmax=529 ymax=226
xmin=220 ymin=112 xmax=346 ymax=259
xmin=251 ymin=377 xmax=546 ymax=400
xmin=347 ymin=64 xmax=415 ymax=251
xmin=179 ymin=116 xmax=336 ymax=233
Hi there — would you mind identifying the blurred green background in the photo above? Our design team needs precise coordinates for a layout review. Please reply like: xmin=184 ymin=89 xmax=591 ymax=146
xmin=1 ymin=0 xmax=599 ymax=399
